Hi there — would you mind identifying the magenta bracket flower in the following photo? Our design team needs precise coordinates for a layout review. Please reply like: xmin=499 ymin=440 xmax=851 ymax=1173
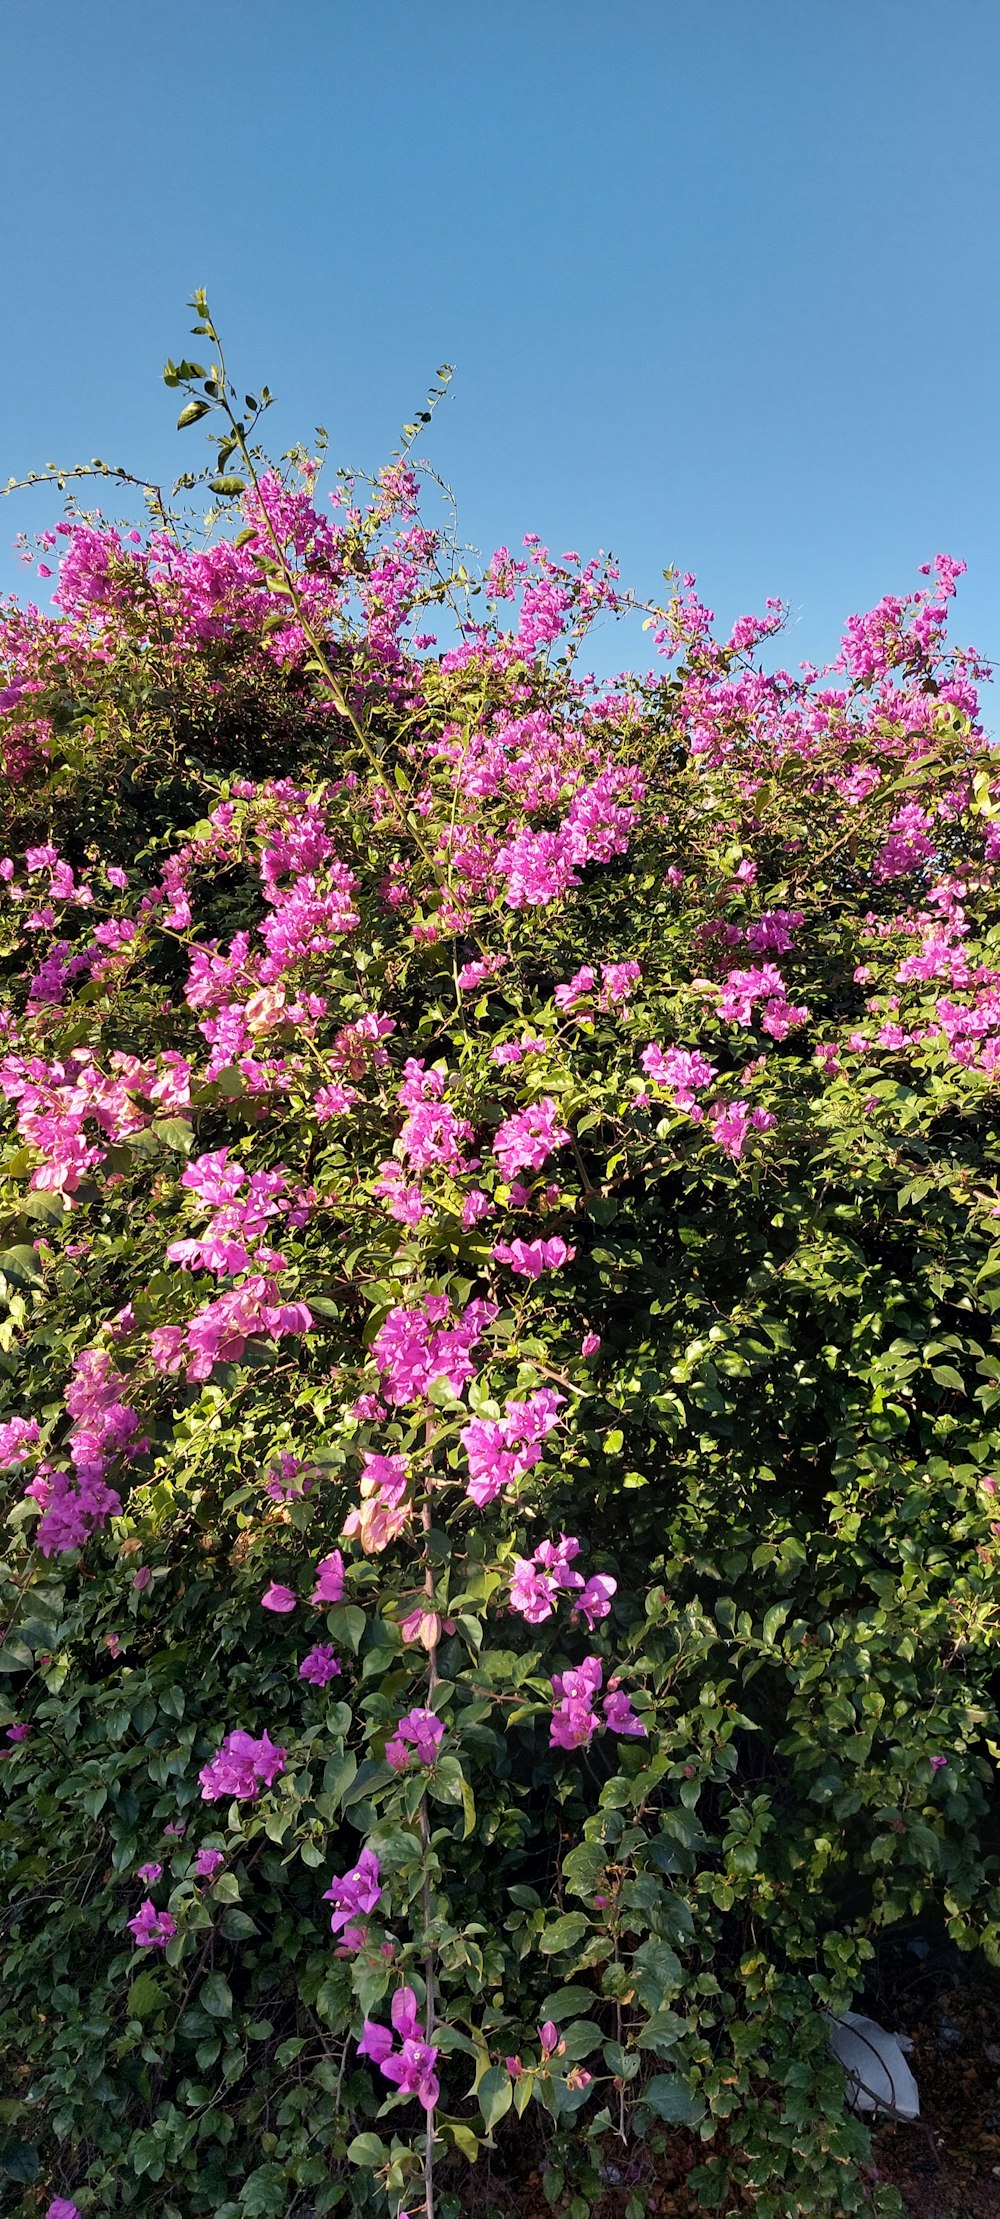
xmin=261 ymin=1580 xmax=296 ymax=1613
xmin=385 ymin=1706 xmax=445 ymax=1771
xmin=357 ymin=1983 xmax=440 ymax=2110
xmin=323 ymin=1846 xmax=381 ymax=1935
xmin=127 ymin=1898 xmax=177 ymax=1948
xmin=198 ymin=1728 xmax=286 ymax=1801
xmin=298 ymin=1641 xmax=341 ymax=1686
xmin=549 ymin=1656 xmax=647 ymax=1750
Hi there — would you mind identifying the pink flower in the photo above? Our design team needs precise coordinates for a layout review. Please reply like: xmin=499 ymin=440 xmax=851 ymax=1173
xmin=509 ymin=1532 xmax=586 ymax=1623
xmin=358 ymin=1985 xmax=440 ymax=2111
xmin=385 ymin=1707 xmax=445 ymax=1770
xmin=6 ymin=1721 xmax=30 ymax=1742
xmin=372 ymin=1295 xmax=496 ymax=1408
xmin=399 ymin=1606 xmax=444 ymax=1649
xmin=47 ymin=2202 xmax=82 ymax=2219
xmin=314 ymin=1080 xmax=356 ymax=1119
xmin=572 ymin=1574 xmax=617 ymax=1629
xmin=311 ymin=1550 xmax=346 ymax=1606
xmin=493 ymin=1098 xmax=570 ymax=1183
xmin=324 ymin=1847 xmax=381 ymax=1933
xmin=382 ymin=2035 xmax=441 ymax=2109
xmin=538 ymin=2020 xmax=561 ymax=2056
xmin=261 ymin=1581 xmax=297 ymax=1614
xmin=603 ymin=1684 xmax=647 ymax=1737
xmin=136 ymin=1861 xmax=163 ymax=1884
xmin=641 ymin=1042 xmax=717 ymax=1110
xmin=555 ymin=964 xmax=595 ymax=1011
xmin=132 ymin=1565 xmax=152 ymax=1591
xmin=709 ymin=1099 xmax=751 ymax=1159
xmin=192 ymin=1847 xmax=224 ymax=1879
xmin=299 ymin=1643 xmax=341 ymax=1686
xmin=580 ymin=1332 xmax=601 ymax=1358
xmin=550 ymin=1655 xmax=604 ymax=1750
xmin=491 ymin=1235 xmax=575 ymax=1278
xmin=127 ymin=1899 xmax=177 ymax=1948
xmin=265 ymin=1453 xmax=314 ymax=1502
xmin=461 ymin=1387 xmax=564 ymax=1507
xmin=599 ymin=959 xmax=641 ymax=1007
xmin=341 ymin=1451 xmax=411 ymax=1554
xmin=0 ymin=1415 xmax=39 ymax=1467
xmin=457 ymin=956 xmax=502 ymax=990
xmin=198 ymin=1728 xmax=287 ymax=1801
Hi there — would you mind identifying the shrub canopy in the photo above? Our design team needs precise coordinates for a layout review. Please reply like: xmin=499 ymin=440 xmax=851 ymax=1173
xmin=1 ymin=303 xmax=999 ymax=2219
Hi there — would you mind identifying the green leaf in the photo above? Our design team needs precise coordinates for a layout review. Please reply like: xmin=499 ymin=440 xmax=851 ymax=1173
xmin=325 ymin=1603 xmax=365 ymax=1653
xmin=0 ymin=2140 xmax=40 ymax=2183
xmin=177 ymin=398 xmax=212 ymax=427
xmin=239 ymin=2163 xmax=288 ymax=2215
xmin=641 ymin=2071 xmax=705 ymax=2125
xmin=346 ymin=2132 xmax=388 ymax=2167
xmin=478 ymin=2062 xmax=513 ymax=2131
xmin=538 ymin=1912 xmax=589 ymax=1955
xmin=199 ymin=1971 xmax=233 ymax=2019
xmin=929 ymin=1363 xmax=965 ymax=1393
xmin=128 ymin=1970 xmax=165 ymax=2019
xmin=442 ymin=2119 xmax=480 ymax=2160
xmin=220 ymin=1907 xmax=259 ymax=1940
xmin=151 ymin=1116 xmax=193 ymax=1153
xmin=0 ymin=1245 xmax=45 ymax=1288
xmin=562 ymin=1840 xmax=607 ymax=1897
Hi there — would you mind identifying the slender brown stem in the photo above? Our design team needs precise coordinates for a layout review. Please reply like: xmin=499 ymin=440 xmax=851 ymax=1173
xmin=419 ymin=1464 xmax=439 ymax=2219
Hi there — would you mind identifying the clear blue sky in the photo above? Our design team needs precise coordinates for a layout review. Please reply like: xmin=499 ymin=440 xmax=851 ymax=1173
xmin=1 ymin=0 xmax=997 ymax=679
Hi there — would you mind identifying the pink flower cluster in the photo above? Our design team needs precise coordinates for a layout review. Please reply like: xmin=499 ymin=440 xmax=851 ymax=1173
xmin=873 ymin=802 xmax=937 ymax=881
xmin=493 ymin=1098 xmax=570 ymax=1183
xmin=717 ymin=964 xmax=810 ymax=1040
xmin=461 ymin=1387 xmax=564 ymax=1507
xmin=324 ymin=1845 xmax=382 ymax=1948
xmin=640 ymin=1043 xmax=718 ymax=1111
xmin=491 ymin=1235 xmax=575 ymax=1278
xmin=150 ymin=1274 xmax=312 ymax=1385
xmin=555 ymin=959 xmax=641 ymax=1013
xmin=341 ymin=1451 xmax=411 ymax=1554
xmin=198 ymin=1729 xmax=287 ymax=1801
xmin=509 ymin=1533 xmax=617 ymax=1627
xmin=385 ymin=1706 xmax=445 ymax=1770
xmin=372 ymin=1295 xmax=496 ymax=1406
xmin=358 ymin=1983 xmax=440 ymax=2110
xmin=299 ymin=1643 xmax=341 ymax=1686
xmin=26 ymin=1347 xmax=141 ymax=1555
xmin=497 ymin=765 xmax=643 ymax=909
xmin=550 ymin=1655 xmax=646 ymax=1751
xmin=709 ymin=1099 xmax=777 ymax=1160
xmin=167 ymin=1147 xmax=307 ymax=1277
xmin=127 ymin=1898 xmax=177 ymax=1948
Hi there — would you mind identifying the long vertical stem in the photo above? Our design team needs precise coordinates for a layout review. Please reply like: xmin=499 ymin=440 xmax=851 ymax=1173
xmin=419 ymin=1483 xmax=438 ymax=2219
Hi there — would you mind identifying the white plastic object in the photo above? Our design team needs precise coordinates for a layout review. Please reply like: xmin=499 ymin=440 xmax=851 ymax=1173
xmin=826 ymin=2009 xmax=921 ymax=2119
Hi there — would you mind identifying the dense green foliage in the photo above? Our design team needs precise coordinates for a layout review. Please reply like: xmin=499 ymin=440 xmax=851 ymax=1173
xmin=1 ymin=305 xmax=999 ymax=2219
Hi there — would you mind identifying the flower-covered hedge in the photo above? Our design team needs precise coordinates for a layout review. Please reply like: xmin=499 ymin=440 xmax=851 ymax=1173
xmin=1 ymin=297 xmax=999 ymax=2219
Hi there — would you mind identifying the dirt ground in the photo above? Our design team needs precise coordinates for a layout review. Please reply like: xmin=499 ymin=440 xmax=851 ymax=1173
xmin=465 ymin=1948 xmax=1000 ymax=2218
xmin=866 ymin=1955 xmax=1000 ymax=2219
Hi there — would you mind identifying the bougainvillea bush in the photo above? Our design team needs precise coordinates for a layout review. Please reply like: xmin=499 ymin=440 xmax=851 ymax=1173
xmin=1 ymin=298 xmax=999 ymax=2219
